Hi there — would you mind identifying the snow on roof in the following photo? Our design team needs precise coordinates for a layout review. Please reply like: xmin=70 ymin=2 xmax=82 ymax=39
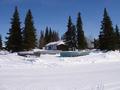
xmin=45 ymin=40 xmax=65 ymax=46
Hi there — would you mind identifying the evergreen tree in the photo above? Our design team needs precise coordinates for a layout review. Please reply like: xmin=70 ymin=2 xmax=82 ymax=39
xmin=99 ymin=8 xmax=115 ymax=51
xmin=52 ymin=31 xmax=59 ymax=42
xmin=71 ymin=25 xmax=77 ymax=51
xmin=0 ymin=35 xmax=2 ymax=50
xmin=94 ymin=38 xmax=99 ymax=49
xmin=23 ymin=9 xmax=37 ymax=50
xmin=61 ymin=34 xmax=66 ymax=40
xmin=6 ymin=6 xmax=23 ymax=52
xmin=43 ymin=27 xmax=60 ymax=45
xmin=64 ymin=16 xmax=74 ymax=50
xmin=55 ymin=31 xmax=60 ymax=41
xmin=44 ymin=27 xmax=49 ymax=45
xmin=114 ymin=25 xmax=120 ymax=49
xmin=48 ymin=28 xmax=52 ymax=42
xmin=39 ymin=30 xmax=45 ymax=49
xmin=76 ymin=12 xmax=87 ymax=50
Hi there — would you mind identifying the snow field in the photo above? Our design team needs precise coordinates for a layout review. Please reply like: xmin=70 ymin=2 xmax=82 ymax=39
xmin=0 ymin=51 xmax=120 ymax=90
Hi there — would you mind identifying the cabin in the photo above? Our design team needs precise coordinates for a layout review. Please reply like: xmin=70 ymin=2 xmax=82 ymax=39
xmin=45 ymin=38 xmax=94 ymax=51
xmin=45 ymin=40 xmax=68 ymax=51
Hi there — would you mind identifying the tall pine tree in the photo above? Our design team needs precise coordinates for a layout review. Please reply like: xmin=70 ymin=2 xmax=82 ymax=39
xmin=52 ymin=31 xmax=59 ymax=42
xmin=48 ymin=28 xmax=52 ymax=42
xmin=114 ymin=25 xmax=120 ymax=49
xmin=71 ymin=25 xmax=77 ymax=51
xmin=44 ymin=27 xmax=49 ymax=45
xmin=6 ymin=6 xmax=23 ymax=52
xmin=99 ymin=8 xmax=115 ymax=51
xmin=76 ymin=12 xmax=87 ymax=50
xmin=94 ymin=38 xmax=99 ymax=49
xmin=39 ymin=30 xmax=45 ymax=49
xmin=23 ymin=9 xmax=37 ymax=50
xmin=64 ymin=16 xmax=74 ymax=51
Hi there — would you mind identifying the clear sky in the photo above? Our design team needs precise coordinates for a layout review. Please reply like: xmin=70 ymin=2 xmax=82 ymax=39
xmin=1 ymin=0 xmax=120 ymax=40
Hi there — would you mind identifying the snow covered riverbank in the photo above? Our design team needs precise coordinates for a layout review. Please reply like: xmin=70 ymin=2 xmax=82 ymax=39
xmin=0 ymin=51 xmax=120 ymax=90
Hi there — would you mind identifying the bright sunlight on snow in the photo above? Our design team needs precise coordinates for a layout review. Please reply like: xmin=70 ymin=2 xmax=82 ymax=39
xmin=0 ymin=50 xmax=120 ymax=90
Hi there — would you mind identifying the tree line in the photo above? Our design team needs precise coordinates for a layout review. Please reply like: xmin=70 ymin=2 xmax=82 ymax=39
xmin=0 ymin=7 xmax=120 ymax=52
xmin=64 ymin=8 xmax=120 ymax=51
xmin=39 ymin=27 xmax=59 ymax=49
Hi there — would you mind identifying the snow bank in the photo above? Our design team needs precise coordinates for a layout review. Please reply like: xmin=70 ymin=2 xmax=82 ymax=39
xmin=61 ymin=51 xmax=120 ymax=65
xmin=0 ymin=50 xmax=9 ymax=55
xmin=0 ymin=50 xmax=120 ymax=68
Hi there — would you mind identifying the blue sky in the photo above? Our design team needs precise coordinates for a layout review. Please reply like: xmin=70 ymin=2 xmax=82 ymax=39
xmin=1 ymin=0 xmax=120 ymax=40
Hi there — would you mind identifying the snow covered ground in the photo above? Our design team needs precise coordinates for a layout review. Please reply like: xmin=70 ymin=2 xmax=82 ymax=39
xmin=0 ymin=50 xmax=120 ymax=90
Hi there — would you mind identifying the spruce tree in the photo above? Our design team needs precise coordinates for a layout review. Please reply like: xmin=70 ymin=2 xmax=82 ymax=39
xmin=64 ymin=16 xmax=74 ymax=51
xmin=71 ymin=25 xmax=77 ymax=51
xmin=0 ymin=35 xmax=2 ymax=50
xmin=23 ymin=9 xmax=37 ymax=50
xmin=48 ymin=28 xmax=52 ymax=42
xmin=39 ymin=30 xmax=45 ymax=49
xmin=114 ymin=25 xmax=120 ymax=49
xmin=6 ymin=6 xmax=23 ymax=52
xmin=94 ymin=38 xmax=99 ymax=49
xmin=55 ymin=31 xmax=59 ymax=41
xmin=44 ymin=27 xmax=49 ymax=45
xmin=52 ymin=31 xmax=59 ymax=42
xmin=99 ymin=8 xmax=115 ymax=51
xmin=76 ymin=12 xmax=87 ymax=50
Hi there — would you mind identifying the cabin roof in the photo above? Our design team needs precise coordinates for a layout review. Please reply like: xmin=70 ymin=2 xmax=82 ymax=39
xmin=45 ymin=40 xmax=65 ymax=46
